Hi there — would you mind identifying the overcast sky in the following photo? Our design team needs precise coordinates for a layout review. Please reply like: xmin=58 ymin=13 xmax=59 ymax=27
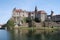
xmin=0 ymin=0 xmax=60 ymax=24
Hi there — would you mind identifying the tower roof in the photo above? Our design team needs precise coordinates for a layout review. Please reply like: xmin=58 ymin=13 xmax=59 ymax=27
xmin=38 ymin=10 xmax=46 ymax=14
xmin=35 ymin=6 xmax=37 ymax=11
xmin=15 ymin=9 xmax=22 ymax=13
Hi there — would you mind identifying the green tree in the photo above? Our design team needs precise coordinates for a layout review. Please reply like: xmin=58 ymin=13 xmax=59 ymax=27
xmin=6 ymin=19 xmax=14 ymax=30
xmin=7 ymin=20 xmax=14 ymax=26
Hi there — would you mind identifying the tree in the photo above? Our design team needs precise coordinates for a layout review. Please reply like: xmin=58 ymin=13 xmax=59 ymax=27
xmin=6 ymin=19 xmax=14 ymax=30
xmin=7 ymin=20 xmax=14 ymax=26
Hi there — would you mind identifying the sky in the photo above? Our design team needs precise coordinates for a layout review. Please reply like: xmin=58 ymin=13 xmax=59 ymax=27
xmin=0 ymin=0 xmax=60 ymax=24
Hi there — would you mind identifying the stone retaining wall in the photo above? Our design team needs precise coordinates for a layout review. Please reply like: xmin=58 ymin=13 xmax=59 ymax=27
xmin=20 ymin=22 xmax=60 ymax=28
xmin=45 ymin=22 xmax=60 ymax=27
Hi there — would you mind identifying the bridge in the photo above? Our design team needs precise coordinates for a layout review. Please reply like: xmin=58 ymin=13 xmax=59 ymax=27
xmin=0 ymin=24 xmax=7 ymax=30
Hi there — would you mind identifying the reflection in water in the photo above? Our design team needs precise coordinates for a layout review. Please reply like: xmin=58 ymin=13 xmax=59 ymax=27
xmin=10 ymin=28 xmax=60 ymax=40
xmin=0 ymin=29 xmax=10 ymax=40
xmin=1 ymin=29 xmax=60 ymax=40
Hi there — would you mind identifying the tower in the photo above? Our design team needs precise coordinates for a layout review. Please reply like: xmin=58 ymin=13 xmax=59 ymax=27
xmin=35 ymin=6 xmax=37 ymax=19
xmin=35 ymin=6 xmax=37 ymax=12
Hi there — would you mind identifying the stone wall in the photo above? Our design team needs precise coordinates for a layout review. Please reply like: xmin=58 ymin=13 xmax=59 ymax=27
xmin=19 ymin=21 xmax=60 ymax=28
xmin=35 ymin=23 xmax=42 ymax=27
xmin=33 ymin=22 xmax=60 ymax=27
xmin=45 ymin=22 xmax=60 ymax=27
xmin=20 ymin=23 xmax=28 ymax=27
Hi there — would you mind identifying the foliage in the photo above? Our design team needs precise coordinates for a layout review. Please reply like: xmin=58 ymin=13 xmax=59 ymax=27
xmin=35 ymin=18 xmax=40 ymax=22
xmin=23 ymin=17 xmax=27 ymax=22
xmin=6 ymin=20 xmax=14 ymax=27
xmin=26 ymin=17 xmax=32 ymax=23
xmin=2 ymin=19 xmax=14 ymax=30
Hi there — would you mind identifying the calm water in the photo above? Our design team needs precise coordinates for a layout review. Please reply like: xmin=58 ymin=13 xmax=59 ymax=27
xmin=0 ymin=29 xmax=60 ymax=40
xmin=0 ymin=29 xmax=10 ymax=40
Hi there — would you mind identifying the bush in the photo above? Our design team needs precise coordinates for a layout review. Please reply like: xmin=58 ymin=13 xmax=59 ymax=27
xmin=26 ymin=17 xmax=32 ymax=23
xmin=35 ymin=18 xmax=40 ymax=22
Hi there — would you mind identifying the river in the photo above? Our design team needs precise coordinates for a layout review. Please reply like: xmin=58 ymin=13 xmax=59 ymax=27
xmin=0 ymin=29 xmax=60 ymax=40
xmin=0 ymin=29 xmax=10 ymax=40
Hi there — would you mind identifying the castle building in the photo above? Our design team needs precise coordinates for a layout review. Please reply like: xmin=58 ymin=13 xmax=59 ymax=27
xmin=12 ymin=8 xmax=28 ymax=27
xmin=37 ymin=10 xmax=47 ymax=22
xmin=12 ymin=6 xmax=47 ymax=27
xmin=35 ymin=6 xmax=47 ymax=22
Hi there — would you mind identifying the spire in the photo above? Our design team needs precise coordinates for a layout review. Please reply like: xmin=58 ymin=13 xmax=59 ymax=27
xmin=35 ymin=6 xmax=38 ymax=20
xmin=35 ymin=6 xmax=37 ymax=12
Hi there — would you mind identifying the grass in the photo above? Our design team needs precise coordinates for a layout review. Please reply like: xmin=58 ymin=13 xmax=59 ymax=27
xmin=19 ymin=27 xmax=60 ymax=30
xmin=13 ymin=26 xmax=60 ymax=33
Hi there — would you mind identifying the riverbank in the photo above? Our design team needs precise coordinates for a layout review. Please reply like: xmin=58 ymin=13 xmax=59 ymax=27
xmin=13 ymin=26 xmax=60 ymax=33
xmin=13 ymin=26 xmax=59 ymax=30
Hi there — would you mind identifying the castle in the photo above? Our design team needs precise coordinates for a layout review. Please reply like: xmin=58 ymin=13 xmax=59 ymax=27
xmin=11 ymin=6 xmax=60 ymax=27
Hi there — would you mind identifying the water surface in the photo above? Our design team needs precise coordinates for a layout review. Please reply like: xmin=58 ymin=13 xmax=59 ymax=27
xmin=0 ymin=29 xmax=60 ymax=40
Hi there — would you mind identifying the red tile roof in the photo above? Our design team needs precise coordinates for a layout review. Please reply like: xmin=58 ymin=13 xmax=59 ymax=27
xmin=38 ymin=10 xmax=46 ymax=14
xmin=15 ymin=9 xmax=22 ymax=13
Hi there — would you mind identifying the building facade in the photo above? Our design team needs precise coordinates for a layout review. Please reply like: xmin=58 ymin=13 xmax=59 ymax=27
xmin=11 ymin=7 xmax=49 ymax=27
xmin=12 ymin=8 xmax=28 ymax=27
